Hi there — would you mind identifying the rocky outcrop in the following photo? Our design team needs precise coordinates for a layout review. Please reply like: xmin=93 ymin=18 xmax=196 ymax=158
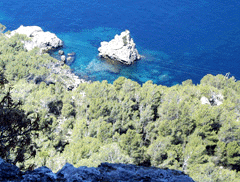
xmin=6 ymin=25 xmax=63 ymax=53
xmin=201 ymin=93 xmax=223 ymax=106
xmin=200 ymin=96 xmax=210 ymax=105
xmin=4 ymin=26 xmax=83 ymax=90
xmin=0 ymin=158 xmax=194 ymax=182
xmin=98 ymin=30 xmax=141 ymax=65
xmin=0 ymin=158 xmax=23 ymax=182
xmin=61 ymin=55 xmax=66 ymax=62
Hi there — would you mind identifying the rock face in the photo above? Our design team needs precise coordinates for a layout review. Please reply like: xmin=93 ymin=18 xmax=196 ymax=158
xmin=0 ymin=158 xmax=194 ymax=182
xmin=201 ymin=93 xmax=223 ymax=106
xmin=200 ymin=96 xmax=210 ymax=105
xmin=7 ymin=25 xmax=63 ymax=53
xmin=209 ymin=93 xmax=224 ymax=106
xmin=0 ymin=158 xmax=23 ymax=182
xmin=98 ymin=30 xmax=141 ymax=65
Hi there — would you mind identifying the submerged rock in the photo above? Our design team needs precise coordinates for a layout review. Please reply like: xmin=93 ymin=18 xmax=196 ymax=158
xmin=58 ymin=50 xmax=64 ymax=55
xmin=0 ymin=157 xmax=194 ymax=182
xmin=98 ymin=30 xmax=141 ymax=65
xmin=67 ymin=52 xmax=76 ymax=57
xmin=66 ymin=52 xmax=76 ymax=65
xmin=6 ymin=25 xmax=63 ymax=53
xmin=86 ymin=59 xmax=120 ymax=74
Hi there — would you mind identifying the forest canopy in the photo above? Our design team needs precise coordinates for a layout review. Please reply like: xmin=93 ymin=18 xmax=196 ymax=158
xmin=0 ymin=24 xmax=240 ymax=182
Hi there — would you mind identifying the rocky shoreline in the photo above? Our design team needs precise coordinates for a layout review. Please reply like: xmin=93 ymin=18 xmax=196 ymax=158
xmin=6 ymin=25 xmax=63 ymax=53
xmin=42 ymin=60 xmax=88 ymax=90
xmin=6 ymin=25 xmax=89 ymax=90
xmin=5 ymin=26 xmax=143 ymax=89
xmin=28 ymin=51 xmax=89 ymax=91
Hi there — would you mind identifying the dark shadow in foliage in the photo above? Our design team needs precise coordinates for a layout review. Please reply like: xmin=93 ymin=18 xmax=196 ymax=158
xmin=48 ymin=100 xmax=63 ymax=116
xmin=0 ymin=72 xmax=39 ymax=166
xmin=54 ymin=140 xmax=69 ymax=153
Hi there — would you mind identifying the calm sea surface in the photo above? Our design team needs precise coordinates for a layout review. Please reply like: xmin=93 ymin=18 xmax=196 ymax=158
xmin=1 ymin=0 xmax=240 ymax=85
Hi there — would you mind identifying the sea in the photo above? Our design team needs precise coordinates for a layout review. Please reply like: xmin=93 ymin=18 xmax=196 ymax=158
xmin=1 ymin=0 xmax=240 ymax=86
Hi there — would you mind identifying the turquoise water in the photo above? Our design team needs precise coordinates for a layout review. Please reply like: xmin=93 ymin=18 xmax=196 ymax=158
xmin=54 ymin=27 xmax=176 ymax=84
xmin=1 ymin=0 xmax=240 ymax=85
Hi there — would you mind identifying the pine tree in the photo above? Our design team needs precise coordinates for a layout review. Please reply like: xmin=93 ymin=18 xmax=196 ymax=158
xmin=0 ymin=72 xmax=39 ymax=165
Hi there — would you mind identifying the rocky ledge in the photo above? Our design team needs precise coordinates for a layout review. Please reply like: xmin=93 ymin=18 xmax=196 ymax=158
xmin=0 ymin=158 xmax=194 ymax=182
xmin=98 ymin=30 xmax=141 ymax=65
xmin=6 ymin=25 xmax=63 ymax=53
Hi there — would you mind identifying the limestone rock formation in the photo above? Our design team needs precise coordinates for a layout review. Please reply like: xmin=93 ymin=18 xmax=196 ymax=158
xmin=98 ymin=30 xmax=141 ymax=65
xmin=0 ymin=157 xmax=194 ymax=182
xmin=200 ymin=96 xmax=210 ymax=105
xmin=6 ymin=25 xmax=63 ymax=53
xmin=209 ymin=93 xmax=224 ymax=106
xmin=201 ymin=93 xmax=223 ymax=106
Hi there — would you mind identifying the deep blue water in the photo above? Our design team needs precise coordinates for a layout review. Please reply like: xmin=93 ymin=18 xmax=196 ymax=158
xmin=1 ymin=0 xmax=240 ymax=86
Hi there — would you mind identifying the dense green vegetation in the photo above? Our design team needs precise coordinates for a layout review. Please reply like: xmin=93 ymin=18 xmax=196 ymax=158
xmin=0 ymin=73 xmax=39 ymax=166
xmin=0 ymin=24 xmax=240 ymax=181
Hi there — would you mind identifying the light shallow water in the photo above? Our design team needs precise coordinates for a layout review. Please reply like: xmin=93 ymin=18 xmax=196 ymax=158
xmin=1 ymin=0 xmax=240 ymax=86
xmin=53 ymin=27 xmax=178 ymax=84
